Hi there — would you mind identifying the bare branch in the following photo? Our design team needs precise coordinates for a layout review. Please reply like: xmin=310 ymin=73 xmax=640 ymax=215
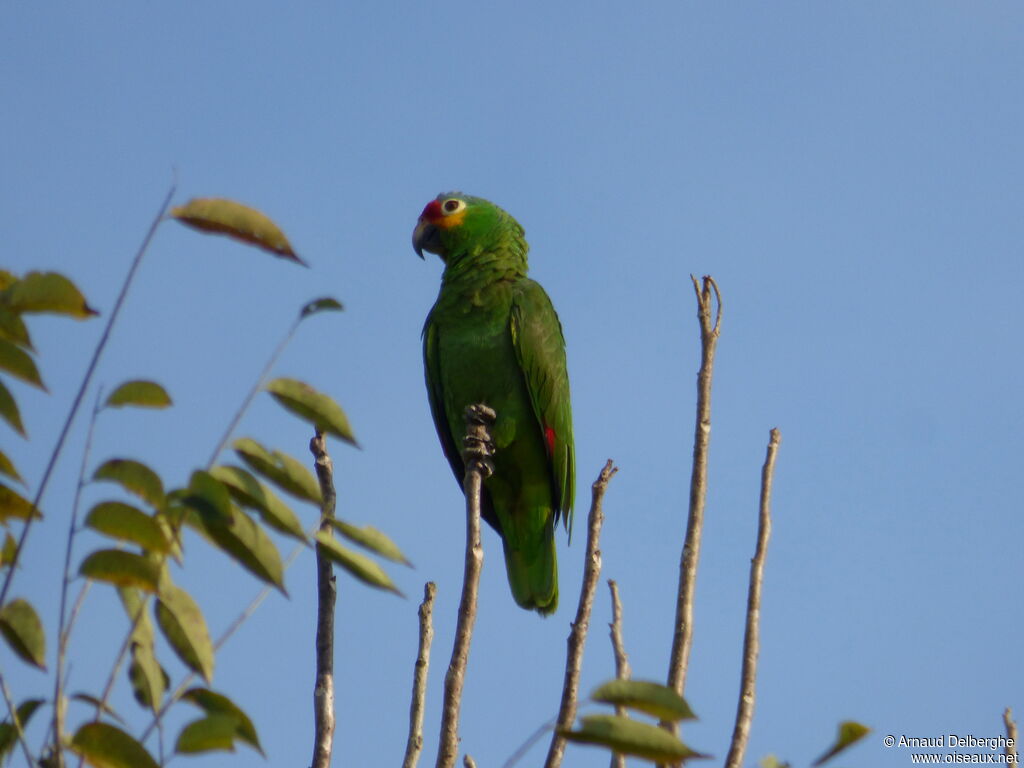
xmin=544 ymin=460 xmax=618 ymax=768
xmin=665 ymin=275 xmax=722 ymax=711
xmin=724 ymin=428 xmax=781 ymax=768
xmin=403 ymin=582 xmax=437 ymax=768
xmin=463 ymin=756 xmax=477 ymax=768
xmin=607 ymin=579 xmax=631 ymax=768
xmin=1004 ymin=708 xmax=1019 ymax=766
xmin=310 ymin=429 xmax=338 ymax=768
xmin=435 ymin=404 xmax=495 ymax=768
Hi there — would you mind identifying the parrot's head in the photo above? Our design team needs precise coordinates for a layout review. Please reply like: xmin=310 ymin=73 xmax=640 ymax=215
xmin=412 ymin=192 xmax=523 ymax=264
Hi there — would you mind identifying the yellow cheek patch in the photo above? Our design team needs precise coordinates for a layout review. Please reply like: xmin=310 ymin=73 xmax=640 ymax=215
xmin=434 ymin=209 xmax=466 ymax=229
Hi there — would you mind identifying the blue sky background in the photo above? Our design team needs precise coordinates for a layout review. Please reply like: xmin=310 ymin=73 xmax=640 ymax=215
xmin=4 ymin=2 xmax=1022 ymax=767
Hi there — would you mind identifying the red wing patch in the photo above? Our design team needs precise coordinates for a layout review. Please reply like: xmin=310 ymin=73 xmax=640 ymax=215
xmin=544 ymin=425 xmax=557 ymax=456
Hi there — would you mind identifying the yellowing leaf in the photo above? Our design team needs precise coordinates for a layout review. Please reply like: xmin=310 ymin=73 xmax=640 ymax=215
xmin=233 ymin=438 xmax=321 ymax=504
xmin=0 ymin=698 xmax=44 ymax=761
xmin=0 ymin=308 xmax=31 ymax=348
xmin=211 ymin=465 xmax=306 ymax=542
xmin=175 ymin=714 xmax=239 ymax=755
xmin=189 ymin=504 xmax=286 ymax=593
xmin=299 ymin=296 xmax=344 ymax=319
xmin=128 ymin=641 xmax=167 ymax=712
xmin=105 ymin=380 xmax=172 ymax=410
xmin=85 ymin=501 xmax=171 ymax=554
xmin=812 ymin=721 xmax=871 ymax=766
xmin=0 ymin=598 xmax=46 ymax=669
xmin=327 ymin=519 xmax=411 ymax=566
xmin=70 ymin=722 xmax=159 ymax=768
xmin=590 ymin=680 xmax=696 ymax=722
xmin=0 ymin=271 xmax=97 ymax=318
xmin=561 ymin=715 xmax=706 ymax=764
xmin=0 ymin=379 xmax=25 ymax=436
xmin=0 ymin=339 xmax=45 ymax=390
xmin=265 ymin=378 xmax=358 ymax=446
xmin=315 ymin=531 xmax=402 ymax=596
xmin=79 ymin=549 xmax=161 ymax=592
xmin=0 ymin=483 xmax=40 ymax=523
xmin=170 ymin=197 xmax=306 ymax=265
xmin=155 ymin=583 xmax=214 ymax=683
xmin=181 ymin=688 xmax=263 ymax=755
xmin=92 ymin=459 xmax=165 ymax=509
xmin=0 ymin=450 xmax=22 ymax=485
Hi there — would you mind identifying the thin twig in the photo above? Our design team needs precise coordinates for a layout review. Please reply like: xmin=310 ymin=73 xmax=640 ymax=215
xmin=665 ymin=276 xmax=722 ymax=713
xmin=544 ymin=460 xmax=618 ymax=768
xmin=51 ymin=391 xmax=103 ymax=761
xmin=608 ymin=579 xmax=631 ymax=768
xmin=1004 ymin=708 xmax=1019 ymax=766
xmin=310 ymin=430 xmax=338 ymax=768
xmin=403 ymin=582 xmax=437 ymax=768
xmin=0 ymin=182 xmax=176 ymax=609
xmin=724 ymin=428 xmax=780 ymax=768
xmin=435 ymin=404 xmax=495 ymax=768
xmin=0 ymin=672 xmax=34 ymax=766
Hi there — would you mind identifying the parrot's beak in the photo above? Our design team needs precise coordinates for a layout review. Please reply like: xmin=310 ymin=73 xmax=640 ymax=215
xmin=412 ymin=218 xmax=438 ymax=259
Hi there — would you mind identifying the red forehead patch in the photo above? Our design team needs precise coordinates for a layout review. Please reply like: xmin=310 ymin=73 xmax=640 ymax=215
xmin=420 ymin=199 xmax=443 ymax=221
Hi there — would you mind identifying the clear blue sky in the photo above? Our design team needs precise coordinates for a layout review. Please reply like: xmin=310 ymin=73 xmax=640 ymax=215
xmin=4 ymin=2 xmax=1022 ymax=766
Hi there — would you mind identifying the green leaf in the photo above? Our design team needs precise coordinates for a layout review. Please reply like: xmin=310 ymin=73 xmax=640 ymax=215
xmin=128 ymin=641 xmax=167 ymax=711
xmin=0 ymin=698 xmax=45 ymax=761
xmin=92 ymin=458 xmax=165 ymax=509
xmin=0 ymin=308 xmax=31 ymax=348
xmin=70 ymin=692 xmax=125 ymax=724
xmin=234 ymin=437 xmax=321 ymax=504
xmin=155 ymin=583 xmax=214 ymax=683
xmin=0 ymin=379 xmax=25 ymax=436
xmin=560 ymin=714 xmax=706 ymax=763
xmin=590 ymin=680 xmax=696 ymax=722
xmin=211 ymin=465 xmax=306 ymax=542
xmin=70 ymin=722 xmax=159 ymax=768
xmin=327 ymin=519 xmax=411 ymax=566
xmin=265 ymin=378 xmax=358 ymax=446
xmin=299 ymin=296 xmax=344 ymax=319
xmin=0 ymin=339 xmax=45 ymax=390
xmin=0 ymin=598 xmax=46 ymax=669
xmin=759 ymin=757 xmax=791 ymax=768
xmin=85 ymin=501 xmax=171 ymax=554
xmin=117 ymin=587 xmax=155 ymax=646
xmin=0 ymin=482 xmax=39 ymax=523
xmin=0 ymin=533 xmax=16 ymax=569
xmin=104 ymin=380 xmax=172 ymax=410
xmin=181 ymin=470 xmax=233 ymax=523
xmin=170 ymin=197 xmax=306 ymax=265
xmin=315 ymin=531 xmax=403 ymax=595
xmin=79 ymin=549 xmax=161 ymax=592
xmin=188 ymin=504 xmax=286 ymax=593
xmin=1 ymin=271 xmax=97 ymax=318
xmin=175 ymin=714 xmax=239 ymax=755
xmin=811 ymin=721 xmax=871 ymax=766
xmin=181 ymin=688 xmax=263 ymax=755
xmin=0 ymin=450 xmax=22 ymax=485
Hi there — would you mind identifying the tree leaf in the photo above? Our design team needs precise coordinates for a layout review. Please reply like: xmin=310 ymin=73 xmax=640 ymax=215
xmin=0 ymin=598 xmax=46 ymax=669
xmin=155 ymin=583 xmax=214 ymax=683
xmin=210 ymin=465 xmax=306 ymax=542
xmin=560 ymin=714 xmax=706 ymax=763
xmin=0 ymin=379 xmax=25 ymax=436
xmin=70 ymin=693 xmax=126 ymax=724
xmin=0 ymin=271 xmax=97 ymax=318
xmin=92 ymin=458 xmax=165 ymax=509
xmin=0 ymin=533 xmax=16 ymax=569
xmin=233 ymin=437 xmax=321 ymax=504
xmin=0 ymin=308 xmax=31 ymax=348
xmin=104 ymin=380 xmax=172 ymax=410
xmin=0 ymin=482 xmax=39 ymax=523
xmin=175 ymin=714 xmax=239 ymax=755
xmin=299 ymin=296 xmax=344 ymax=319
xmin=117 ymin=587 xmax=155 ymax=646
xmin=181 ymin=688 xmax=263 ymax=755
xmin=170 ymin=197 xmax=306 ymax=265
xmin=85 ymin=501 xmax=171 ymax=554
xmin=315 ymin=531 xmax=403 ymax=595
xmin=79 ymin=549 xmax=161 ymax=592
xmin=0 ymin=450 xmax=22 ymax=485
xmin=128 ymin=641 xmax=167 ymax=712
xmin=265 ymin=378 xmax=358 ymax=447
xmin=188 ymin=503 xmax=286 ymax=593
xmin=327 ymin=519 xmax=411 ymax=566
xmin=0 ymin=339 xmax=45 ymax=390
xmin=811 ymin=721 xmax=871 ymax=766
xmin=590 ymin=680 xmax=696 ymax=722
xmin=181 ymin=470 xmax=233 ymax=523
xmin=70 ymin=722 xmax=159 ymax=768
xmin=0 ymin=698 xmax=45 ymax=762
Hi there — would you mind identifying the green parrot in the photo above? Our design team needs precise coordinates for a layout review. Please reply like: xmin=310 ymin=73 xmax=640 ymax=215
xmin=413 ymin=192 xmax=575 ymax=615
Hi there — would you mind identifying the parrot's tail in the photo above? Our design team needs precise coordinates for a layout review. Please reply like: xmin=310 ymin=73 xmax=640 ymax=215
xmin=502 ymin=515 xmax=559 ymax=616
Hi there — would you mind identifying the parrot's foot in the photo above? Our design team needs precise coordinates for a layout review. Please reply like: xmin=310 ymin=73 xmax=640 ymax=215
xmin=462 ymin=404 xmax=497 ymax=477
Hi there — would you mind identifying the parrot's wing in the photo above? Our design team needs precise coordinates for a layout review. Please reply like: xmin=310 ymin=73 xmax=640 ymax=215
xmin=510 ymin=279 xmax=576 ymax=535
xmin=423 ymin=316 xmax=465 ymax=484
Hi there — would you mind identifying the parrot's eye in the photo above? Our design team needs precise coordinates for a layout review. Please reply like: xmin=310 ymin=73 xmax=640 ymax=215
xmin=442 ymin=199 xmax=465 ymax=215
